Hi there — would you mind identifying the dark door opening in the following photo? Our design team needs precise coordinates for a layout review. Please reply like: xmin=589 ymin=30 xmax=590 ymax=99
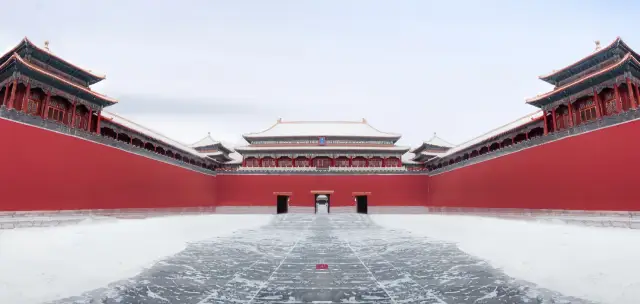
xmin=356 ymin=195 xmax=368 ymax=214
xmin=276 ymin=195 xmax=289 ymax=214
xmin=314 ymin=194 xmax=331 ymax=214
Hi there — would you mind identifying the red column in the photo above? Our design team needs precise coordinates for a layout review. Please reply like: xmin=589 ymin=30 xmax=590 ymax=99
xmin=70 ymin=101 xmax=77 ymax=128
xmin=365 ymin=157 xmax=369 ymax=167
xmin=382 ymin=157 xmax=386 ymax=167
xmin=349 ymin=156 xmax=353 ymax=167
xmin=593 ymin=89 xmax=602 ymax=118
xmin=635 ymin=83 xmax=640 ymax=110
xmin=242 ymin=158 xmax=246 ymax=167
xmin=1 ymin=83 xmax=8 ymax=106
xmin=614 ymin=83 xmax=622 ymax=113
xmin=567 ymin=101 xmax=574 ymax=127
xmin=551 ymin=108 xmax=557 ymax=132
xmin=86 ymin=108 xmax=93 ymax=131
xmin=627 ymin=78 xmax=637 ymax=110
xmin=7 ymin=79 xmax=17 ymax=109
xmin=41 ymin=91 xmax=50 ymax=119
xmin=258 ymin=157 xmax=262 ymax=167
xmin=21 ymin=82 xmax=30 ymax=113
xmin=96 ymin=110 xmax=101 ymax=133
xmin=275 ymin=157 xmax=279 ymax=167
xmin=542 ymin=110 xmax=549 ymax=135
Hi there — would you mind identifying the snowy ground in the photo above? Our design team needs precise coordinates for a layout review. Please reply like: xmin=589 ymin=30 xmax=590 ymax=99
xmin=371 ymin=214 xmax=640 ymax=304
xmin=0 ymin=214 xmax=273 ymax=304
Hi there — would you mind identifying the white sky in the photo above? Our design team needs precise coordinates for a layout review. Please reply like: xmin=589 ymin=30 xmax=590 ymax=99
xmin=1 ymin=0 xmax=636 ymax=148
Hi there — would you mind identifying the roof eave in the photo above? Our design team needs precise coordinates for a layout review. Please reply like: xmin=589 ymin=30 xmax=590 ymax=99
xmin=13 ymin=53 xmax=117 ymax=106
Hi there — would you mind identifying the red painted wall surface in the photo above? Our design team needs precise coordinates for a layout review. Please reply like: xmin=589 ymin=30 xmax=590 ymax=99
xmin=216 ymin=174 xmax=429 ymax=207
xmin=0 ymin=119 xmax=216 ymax=211
xmin=429 ymin=119 xmax=640 ymax=211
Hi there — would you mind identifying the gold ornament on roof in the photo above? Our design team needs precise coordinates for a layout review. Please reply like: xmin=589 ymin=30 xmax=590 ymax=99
xmin=595 ymin=40 xmax=601 ymax=51
xmin=44 ymin=40 xmax=50 ymax=51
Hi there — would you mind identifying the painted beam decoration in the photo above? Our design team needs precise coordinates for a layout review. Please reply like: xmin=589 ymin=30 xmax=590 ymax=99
xmin=318 ymin=136 xmax=326 ymax=145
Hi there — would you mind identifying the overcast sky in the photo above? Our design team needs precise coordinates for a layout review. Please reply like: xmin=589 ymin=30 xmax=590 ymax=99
xmin=1 ymin=0 xmax=637 ymax=148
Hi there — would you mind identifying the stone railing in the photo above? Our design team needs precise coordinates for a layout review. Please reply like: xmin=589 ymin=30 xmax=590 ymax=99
xmin=0 ymin=107 xmax=216 ymax=176
xmin=429 ymin=110 xmax=640 ymax=175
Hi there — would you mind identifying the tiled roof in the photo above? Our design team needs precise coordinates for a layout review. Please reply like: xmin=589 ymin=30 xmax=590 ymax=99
xmin=243 ymin=119 xmax=402 ymax=140
xmin=0 ymin=52 xmax=117 ymax=104
xmin=527 ymin=53 xmax=639 ymax=104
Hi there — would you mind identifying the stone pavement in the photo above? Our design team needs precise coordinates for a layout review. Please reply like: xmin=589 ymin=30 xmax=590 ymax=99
xmin=51 ymin=213 xmax=595 ymax=304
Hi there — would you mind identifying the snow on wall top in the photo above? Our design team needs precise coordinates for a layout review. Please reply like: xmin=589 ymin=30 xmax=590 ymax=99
xmin=101 ymin=111 xmax=206 ymax=159
xmin=426 ymin=110 xmax=544 ymax=162
xmin=243 ymin=119 xmax=402 ymax=141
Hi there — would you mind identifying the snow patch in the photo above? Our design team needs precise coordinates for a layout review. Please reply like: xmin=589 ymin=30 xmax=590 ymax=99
xmin=0 ymin=214 xmax=272 ymax=304
xmin=371 ymin=214 xmax=640 ymax=304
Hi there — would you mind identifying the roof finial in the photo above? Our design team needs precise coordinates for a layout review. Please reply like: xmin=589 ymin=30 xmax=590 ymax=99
xmin=44 ymin=40 xmax=50 ymax=51
xmin=594 ymin=40 xmax=601 ymax=51
xmin=277 ymin=118 xmax=282 ymax=123
xmin=362 ymin=118 xmax=367 ymax=123
xmin=207 ymin=131 xmax=211 ymax=136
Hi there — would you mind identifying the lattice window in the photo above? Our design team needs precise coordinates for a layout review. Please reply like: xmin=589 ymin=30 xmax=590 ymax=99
xmin=368 ymin=158 xmax=383 ymax=167
xmin=385 ymin=158 xmax=399 ymax=167
xmin=605 ymin=99 xmax=617 ymax=115
xmin=352 ymin=157 xmax=367 ymax=167
xmin=295 ymin=158 xmax=309 ymax=167
xmin=262 ymin=158 xmax=276 ymax=167
xmin=335 ymin=157 xmax=350 ymax=167
xmin=245 ymin=158 xmax=259 ymax=167
xmin=579 ymin=100 xmax=597 ymax=123
xmin=278 ymin=158 xmax=293 ymax=167
xmin=314 ymin=158 xmax=331 ymax=168
xmin=27 ymin=99 xmax=40 ymax=115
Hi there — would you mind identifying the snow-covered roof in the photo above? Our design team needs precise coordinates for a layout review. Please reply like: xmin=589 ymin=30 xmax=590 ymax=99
xmin=401 ymin=152 xmax=420 ymax=164
xmin=243 ymin=119 xmax=402 ymax=141
xmin=190 ymin=133 xmax=235 ymax=153
xmin=235 ymin=145 xmax=410 ymax=152
xmin=426 ymin=111 xmax=544 ymax=162
xmin=101 ymin=111 xmax=206 ymax=159
xmin=226 ymin=152 xmax=243 ymax=164
xmin=410 ymin=133 xmax=454 ymax=153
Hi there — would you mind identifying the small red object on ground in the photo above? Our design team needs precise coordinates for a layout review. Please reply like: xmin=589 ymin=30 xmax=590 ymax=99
xmin=316 ymin=264 xmax=329 ymax=270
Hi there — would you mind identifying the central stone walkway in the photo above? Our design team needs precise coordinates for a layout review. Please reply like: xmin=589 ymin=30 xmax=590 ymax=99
xmin=52 ymin=214 xmax=595 ymax=304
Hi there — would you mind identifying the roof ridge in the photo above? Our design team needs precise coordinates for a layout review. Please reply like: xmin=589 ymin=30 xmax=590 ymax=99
xmin=22 ymin=37 xmax=107 ymax=80
xmin=538 ymin=37 xmax=622 ymax=80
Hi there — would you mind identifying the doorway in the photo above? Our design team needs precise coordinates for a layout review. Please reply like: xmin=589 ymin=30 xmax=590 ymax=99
xmin=355 ymin=195 xmax=368 ymax=214
xmin=314 ymin=194 xmax=331 ymax=214
xmin=276 ymin=195 xmax=289 ymax=214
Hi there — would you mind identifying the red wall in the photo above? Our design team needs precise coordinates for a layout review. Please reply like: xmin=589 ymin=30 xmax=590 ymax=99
xmin=429 ymin=119 xmax=640 ymax=211
xmin=216 ymin=174 xmax=429 ymax=207
xmin=0 ymin=118 xmax=216 ymax=211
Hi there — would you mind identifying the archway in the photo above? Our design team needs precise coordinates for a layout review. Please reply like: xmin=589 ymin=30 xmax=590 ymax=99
xmin=311 ymin=190 xmax=334 ymax=214
xmin=315 ymin=194 xmax=329 ymax=213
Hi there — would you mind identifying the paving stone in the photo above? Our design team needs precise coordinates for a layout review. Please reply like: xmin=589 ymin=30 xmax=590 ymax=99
xmin=50 ymin=214 xmax=595 ymax=304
